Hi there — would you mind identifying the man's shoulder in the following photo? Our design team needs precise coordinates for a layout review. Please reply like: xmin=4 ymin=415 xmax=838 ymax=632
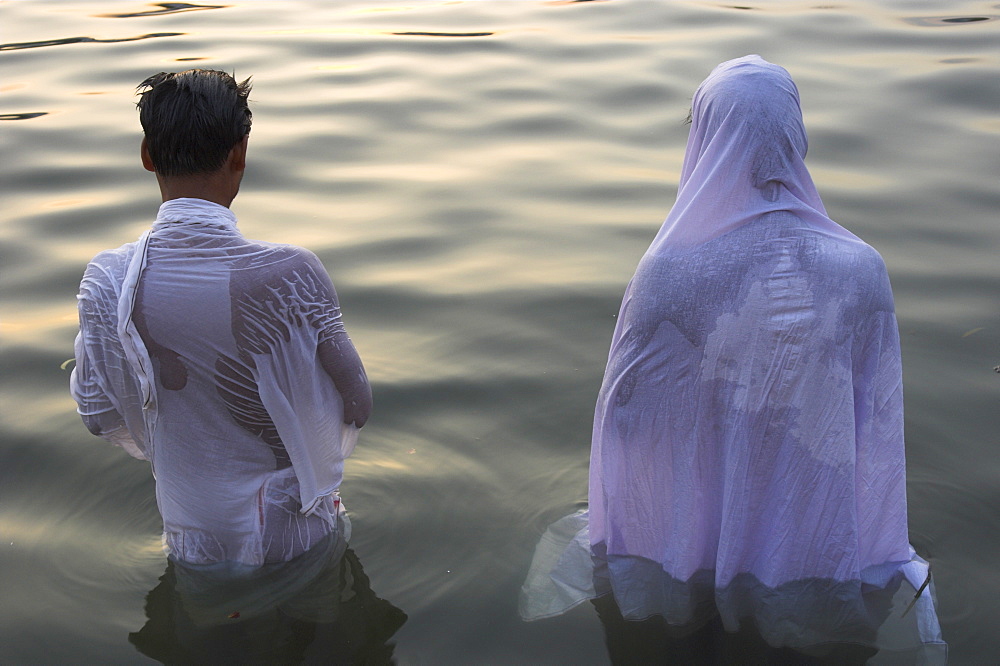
xmin=82 ymin=240 xmax=141 ymax=283
xmin=240 ymin=240 xmax=326 ymax=273
xmin=233 ymin=242 xmax=334 ymax=297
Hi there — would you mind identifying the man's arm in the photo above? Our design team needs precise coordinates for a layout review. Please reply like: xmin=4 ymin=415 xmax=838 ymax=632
xmin=71 ymin=266 xmax=147 ymax=460
xmin=301 ymin=251 xmax=373 ymax=428
xmin=318 ymin=335 xmax=372 ymax=428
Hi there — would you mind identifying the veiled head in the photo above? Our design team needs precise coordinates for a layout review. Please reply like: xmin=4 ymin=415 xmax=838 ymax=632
xmin=652 ymin=56 xmax=851 ymax=251
xmin=683 ymin=56 xmax=808 ymax=195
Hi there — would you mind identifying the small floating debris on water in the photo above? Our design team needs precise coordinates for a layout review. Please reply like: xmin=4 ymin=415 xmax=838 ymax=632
xmin=407 ymin=448 xmax=417 ymax=455
xmin=961 ymin=327 xmax=985 ymax=338
xmin=994 ymin=365 xmax=999 ymax=374
xmin=228 ymin=611 xmax=240 ymax=619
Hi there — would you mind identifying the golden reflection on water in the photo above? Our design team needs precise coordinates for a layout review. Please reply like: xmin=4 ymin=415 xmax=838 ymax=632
xmin=811 ymin=167 xmax=896 ymax=191
xmin=257 ymin=28 xmax=392 ymax=37
xmin=324 ymin=162 xmax=471 ymax=183
xmin=0 ymin=310 xmax=77 ymax=338
xmin=314 ymin=64 xmax=361 ymax=71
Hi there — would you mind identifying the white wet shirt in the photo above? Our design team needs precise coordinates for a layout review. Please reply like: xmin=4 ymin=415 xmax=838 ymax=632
xmin=72 ymin=198 xmax=366 ymax=565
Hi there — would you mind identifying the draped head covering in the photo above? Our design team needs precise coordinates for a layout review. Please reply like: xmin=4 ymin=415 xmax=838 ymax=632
xmin=519 ymin=56 xmax=946 ymax=656
xmin=655 ymin=55 xmax=859 ymax=250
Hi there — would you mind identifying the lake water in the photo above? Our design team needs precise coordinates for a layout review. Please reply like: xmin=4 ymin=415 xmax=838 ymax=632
xmin=2 ymin=0 xmax=998 ymax=663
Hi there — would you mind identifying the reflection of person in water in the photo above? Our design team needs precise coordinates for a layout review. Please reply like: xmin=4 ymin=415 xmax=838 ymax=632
xmin=130 ymin=528 xmax=407 ymax=664
xmin=521 ymin=56 xmax=945 ymax=662
xmin=590 ymin=593 xmax=882 ymax=665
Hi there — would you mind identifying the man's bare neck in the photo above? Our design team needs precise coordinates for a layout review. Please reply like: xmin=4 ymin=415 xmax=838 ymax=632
xmin=156 ymin=172 xmax=238 ymax=208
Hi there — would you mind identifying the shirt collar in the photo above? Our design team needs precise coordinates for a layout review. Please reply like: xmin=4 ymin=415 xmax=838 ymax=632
xmin=154 ymin=197 xmax=239 ymax=230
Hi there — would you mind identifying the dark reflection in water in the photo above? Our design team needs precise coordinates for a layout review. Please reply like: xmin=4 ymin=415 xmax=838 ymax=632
xmin=589 ymin=560 xmax=944 ymax=664
xmin=592 ymin=596 xmax=877 ymax=665
xmin=0 ymin=33 xmax=183 ymax=52
xmin=522 ymin=514 xmax=945 ymax=662
xmin=129 ymin=533 xmax=407 ymax=665
xmin=904 ymin=15 xmax=997 ymax=27
xmin=97 ymin=3 xmax=228 ymax=19
xmin=0 ymin=112 xmax=48 ymax=121
xmin=391 ymin=32 xmax=494 ymax=38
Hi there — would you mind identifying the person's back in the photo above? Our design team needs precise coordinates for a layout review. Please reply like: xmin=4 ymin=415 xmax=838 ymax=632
xmin=72 ymin=70 xmax=370 ymax=566
xmin=585 ymin=57 xmax=943 ymax=653
xmin=593 ymin=212 xmax=909 ymax=597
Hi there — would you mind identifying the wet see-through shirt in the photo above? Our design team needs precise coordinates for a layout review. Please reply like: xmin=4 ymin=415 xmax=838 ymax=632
xmin=72 ymin=198 xmax=368 ymax=565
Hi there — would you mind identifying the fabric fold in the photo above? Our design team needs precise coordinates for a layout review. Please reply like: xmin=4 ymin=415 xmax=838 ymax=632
xmin=73 ymin=197 xmax=367 ymax=565
xmin=568 ymin=56 xmax=946 ymax=658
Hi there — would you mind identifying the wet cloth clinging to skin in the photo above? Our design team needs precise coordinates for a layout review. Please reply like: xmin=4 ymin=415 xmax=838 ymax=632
xmin=519 ymin=56 xmax=944 ymax=656
xmin=72 ymin=198 xmax=366 ymax=565
xmin=591 ymin=54 xmax=911 ymax=596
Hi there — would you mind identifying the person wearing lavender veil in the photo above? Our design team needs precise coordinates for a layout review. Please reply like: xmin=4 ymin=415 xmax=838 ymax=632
xmin=521 ymin=56 xmax=945 ymax=661
xmin=71 ymin=70 xmax=371 ymax=566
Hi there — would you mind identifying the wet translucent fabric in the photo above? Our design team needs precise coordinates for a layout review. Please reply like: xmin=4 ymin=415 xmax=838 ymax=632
xmin=72 ymin=198 xmax=366 ymax=565
xmin=521 ymin=56 xmax=945 ymax=657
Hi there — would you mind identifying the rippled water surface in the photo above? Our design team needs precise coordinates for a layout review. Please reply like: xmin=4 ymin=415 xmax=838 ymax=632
xmin=2 ymin=1 xmax=998 ymax=663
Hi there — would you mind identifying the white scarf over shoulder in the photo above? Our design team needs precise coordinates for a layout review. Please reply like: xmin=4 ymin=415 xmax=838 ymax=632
xmin=72 ymin=198 xmax=362 ymax=565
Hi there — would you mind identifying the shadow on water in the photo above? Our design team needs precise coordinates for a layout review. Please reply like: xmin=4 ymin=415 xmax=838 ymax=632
xmin=129 ymin=533 xmax=407 ymax=665
xmin=0 ymin=33 xmax=183 ymax=52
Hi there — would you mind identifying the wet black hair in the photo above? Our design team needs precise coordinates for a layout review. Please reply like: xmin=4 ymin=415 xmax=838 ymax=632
xmin=136 ymin=69 xmax=252 ymax=177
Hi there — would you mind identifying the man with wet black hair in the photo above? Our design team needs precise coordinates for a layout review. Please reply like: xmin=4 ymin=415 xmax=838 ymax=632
xmin=137 ymin=69 xmax=253 ymax=176
xmin=136 ymin=69 xmax=253 ymax=204
xmin=71 ymin=69 xmax=371 ymax=566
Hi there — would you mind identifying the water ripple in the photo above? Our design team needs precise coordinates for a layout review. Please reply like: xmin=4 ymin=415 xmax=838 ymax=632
xmin=0 ymin=32 xmax=183 ymax=52
xmin=0 ymin=112 xmax=48 ymax=121
xmin=97 ymin=2 xmax=228 ymax=19
xmin=904 ymin=15 xmax=998 ymax=27
xmin=391 ymin=31 xmax=494 ymax=38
